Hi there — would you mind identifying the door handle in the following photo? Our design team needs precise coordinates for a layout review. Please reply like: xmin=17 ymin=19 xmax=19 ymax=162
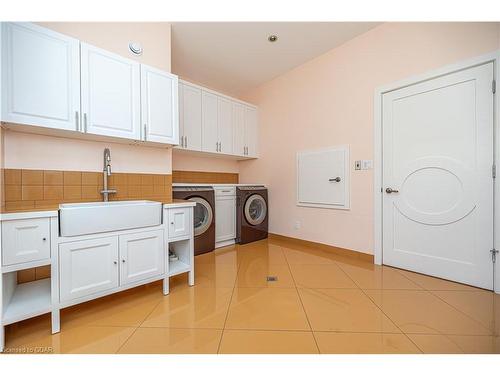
xmin=385 ymin=187 xmax=399 ymax=194
xmin=75 ymin=111 xmax=80 ymax=131
xmin=83 ymin=113 xmax=88 ymax=132
xmin=329 ymin=177 xmax=341 ymax=182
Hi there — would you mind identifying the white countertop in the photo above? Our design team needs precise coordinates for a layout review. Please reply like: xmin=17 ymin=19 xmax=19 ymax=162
xmin=0 ymin=210 xmax=58 ymax=221
xmin=172 ymin=183 xmax=265 ymax=187
xmin=163 ymin=200 xmax=197 ymax=208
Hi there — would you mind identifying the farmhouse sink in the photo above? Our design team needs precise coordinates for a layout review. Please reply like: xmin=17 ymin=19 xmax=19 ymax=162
xmin=59 ymin=200 xmax=162 ymax=237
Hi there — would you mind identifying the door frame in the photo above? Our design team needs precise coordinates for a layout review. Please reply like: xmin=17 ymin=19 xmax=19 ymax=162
xmin=373 ymin=50 xmax=500 ymax=293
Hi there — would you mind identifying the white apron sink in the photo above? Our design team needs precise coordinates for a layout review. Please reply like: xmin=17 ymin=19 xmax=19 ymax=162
xmin=59 ymin=200 xmax=162 ymax=237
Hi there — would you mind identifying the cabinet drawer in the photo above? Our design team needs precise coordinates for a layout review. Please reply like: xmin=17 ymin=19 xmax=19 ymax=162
xmin=215 ymin=187 xmax=236 ymax=197
xmin=2 ymin=218 xmax=50 ymax=266
xmin=166 ymin=207 xmax=192 ymax=239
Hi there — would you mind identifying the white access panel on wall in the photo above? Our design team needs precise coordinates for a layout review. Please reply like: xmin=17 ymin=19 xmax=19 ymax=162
xmin=297 ymin=146 xmax=350 ymax=209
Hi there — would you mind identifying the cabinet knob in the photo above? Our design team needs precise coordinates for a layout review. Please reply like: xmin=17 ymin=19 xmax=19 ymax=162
xmin=122 ymin=259 xmax=126 ymax=263
xmin=42 ymin=237 xmax=47 ymax=241
xmin=113 ymin=261 xmax=117 ymax=265
xmin=171 ymin=222 xmax=174 ymax=225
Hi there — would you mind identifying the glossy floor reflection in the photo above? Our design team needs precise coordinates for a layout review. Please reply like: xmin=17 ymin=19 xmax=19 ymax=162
xmin=4 ymin=238 xmax=500 ymax=354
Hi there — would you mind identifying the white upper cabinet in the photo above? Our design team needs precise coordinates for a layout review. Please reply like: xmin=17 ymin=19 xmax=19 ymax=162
xmin=232 ymin=102 xmax=246 ymax=156
xmin=245 ymin=106 xmax=258 ymax=157
xmin=201 ymin=91 xmax=218 ymax=153
xmin=1 ymin=22 xmax=80 ymax=131
xmin=140 ymin=64 xmax=178 ymax=144
xmin=179 ymin=82 xmax=202 ymax=151
xmin=218 ymin=97 xmax=233 ymax=154
xmin=80 ymin=43 xmax=141 ymax=140
xmin=178 ymin=79 xmax=258 ymax=158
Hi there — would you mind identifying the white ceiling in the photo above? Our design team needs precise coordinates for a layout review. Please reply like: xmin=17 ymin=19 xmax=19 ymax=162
xmin=171 ymin=22 xmax=381 ymax=97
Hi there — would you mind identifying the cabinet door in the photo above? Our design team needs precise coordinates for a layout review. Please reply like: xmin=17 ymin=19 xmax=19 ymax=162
xmin=201 ymin=91 xmax=218 ymax=153
xmin=167 ymin=207 xmax=192 ymax=239
xmin=119 ymin=230 xmax=164 ymax=286
xmin=141 ymin=65 xmax=178 ymax=144
xmin=59 ymin=237 xmax=119 ymax=302
xmin=180 ymin=82 xmax=202 ymax=150
xmin=218 ymin=97 xmax=233 ymax=154
xmin=1 ymin=22 xmax=80 ymax=131
xmin=232 ymin=102 xmax=246 ymax=157
xmin=245 ymin=106 xmax=258 ymax=157
xmin=215 ymin=197 xmax=236 ymax=242
xmin=1 ymin=218 xmax=50 ymax=266
xmin=80 ymin=43 xmax=141 ymax=140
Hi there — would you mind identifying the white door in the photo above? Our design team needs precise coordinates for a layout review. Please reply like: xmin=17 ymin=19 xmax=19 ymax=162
xmin=140 ymin=65 xmax=178 ymax=144
xmin=245 ymin=106 xmax=258 ymax=157
xmin=80 ymin=43 xmax=141 ymax=140
xmin=59 ymin=237 xmax=119 ymax=302
xmin=1 ymin=22 xmax=80 ymax=131
xmin=232 ymin=102 xmax=246 ymax=156
xmin=119 ymin=230 xmax=164 ymax=286
xmin=382 ymin=62 xmax=494 ymax=289
xmin=168 ymin=207 xmax=192 ymax=239
xmin=202 ymin=91 xmax=218 ymax=153
xmin=180 ymin=82 xmax=202 ymax=150
xmin=218 ymin=97 xmax=233 ymax=154
xmin=215 ymin=197 xmax=236 ymax=242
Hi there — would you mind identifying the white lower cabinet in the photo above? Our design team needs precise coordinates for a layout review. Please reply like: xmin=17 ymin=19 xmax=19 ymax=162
xmin=119 ymin=230 xmax=164 ymax=286
xmin=59 ymin=236 xmax=119 ymax=302
xmin=1 ymin=218 xmax=50 ymax=266
xmin=215 ymin=196 xmax=236 ymax=242
xmin=59 ymin=229 xmax=165 ymax=301
xmin=168 ymin=207 xmax=192 ymax=239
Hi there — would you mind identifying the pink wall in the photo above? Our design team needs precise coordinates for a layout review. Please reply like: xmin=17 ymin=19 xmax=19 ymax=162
xmin=3 ymin=22 xmax=173 ymax=174
xmin=239 ymin=22 xmax=500 ymax=254
xmin=4 ymin=131 xmax=172 ymax=174
xmin=172 ymin=150 xmax=239 ymax=173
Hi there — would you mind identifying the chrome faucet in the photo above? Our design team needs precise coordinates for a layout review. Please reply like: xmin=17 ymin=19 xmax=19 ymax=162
xmin=101 ymin=148 xmax=117 ymax=202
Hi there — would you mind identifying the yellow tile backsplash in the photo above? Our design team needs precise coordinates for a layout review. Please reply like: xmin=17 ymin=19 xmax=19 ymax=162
xmin=2 ymin=168 xmax=173 ymax=212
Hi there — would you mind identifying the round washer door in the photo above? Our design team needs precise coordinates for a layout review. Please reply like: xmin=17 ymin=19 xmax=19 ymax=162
xmin=188 ymin=197 xmax=213 ymax=236
xmin=244 ymin=194 xmax=267 ymax=226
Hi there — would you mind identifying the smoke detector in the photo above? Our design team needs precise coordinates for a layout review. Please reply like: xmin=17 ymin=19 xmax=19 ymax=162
xmin=129 ymin=42 xmax=143 ymax=55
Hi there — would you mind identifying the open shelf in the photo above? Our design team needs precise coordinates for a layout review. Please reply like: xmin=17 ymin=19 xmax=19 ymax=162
xmin=168 ymin=260 xmax=191 ymax=277
xmin=168 ymin=239 xmax=192 ymax=277
xmin=2 ymin=278 xmax=52 ymax=325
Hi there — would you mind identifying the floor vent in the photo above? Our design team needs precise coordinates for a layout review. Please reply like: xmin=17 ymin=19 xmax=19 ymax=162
xmin=266 ymin=276 xmax=278 ymax=282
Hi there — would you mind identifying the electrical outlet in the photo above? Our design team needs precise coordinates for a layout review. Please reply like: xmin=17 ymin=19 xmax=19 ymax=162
xmin=294 ymin=221 xmax=301 ymax=230
xmin=355 ymin=160 xmax=362 ymax=170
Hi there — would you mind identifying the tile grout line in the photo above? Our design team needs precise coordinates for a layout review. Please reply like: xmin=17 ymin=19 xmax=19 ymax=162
xmin=113 ymin=292 xmax=165 ymax=354
xmin=394 ymin=268 xmax=495 ymax=335
xmin=426 ymin=289 xmax=495 ymax=335
xmin=216 ymin=251 xmax=243 ymax=354
xmin=280 ymin=244 xmax=321 ymax=354
xmin=332 ymin=261 xmax=424 ymax=353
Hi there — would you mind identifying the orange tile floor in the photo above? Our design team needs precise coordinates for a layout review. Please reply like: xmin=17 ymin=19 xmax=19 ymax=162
xmin=3 ymin=238 xmax=500 ymax=354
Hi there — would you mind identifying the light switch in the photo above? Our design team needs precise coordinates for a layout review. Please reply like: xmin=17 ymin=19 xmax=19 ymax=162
xmin=361 ymin=160 xmax=373 ymax=170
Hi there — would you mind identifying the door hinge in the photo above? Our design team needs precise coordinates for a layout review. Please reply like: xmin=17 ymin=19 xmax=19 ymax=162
xmin=493 ymin=164 xmax=497 ymax=179
xmin=492 ymin=249 xmax=499 ymax=263
xmin=493 ymin=80 xmax=496 ymax=94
